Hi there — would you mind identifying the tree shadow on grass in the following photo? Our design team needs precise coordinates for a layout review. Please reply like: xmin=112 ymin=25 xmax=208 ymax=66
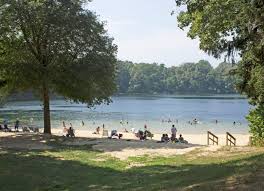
xmin=0 ymin=133 xmax=201 ymax=153
xmin=0 ymin=148 xmax=264 ymax=191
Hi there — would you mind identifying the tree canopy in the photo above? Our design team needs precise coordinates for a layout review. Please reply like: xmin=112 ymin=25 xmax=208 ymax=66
xmin=175 ymin=0 xmax=264 ymax=105
xmin=175 ymin=0 xmax=264 ymax=144
xmin=0 ymin=0 xmax=117 ymax=133
xmin=116 ymin=60 xmax=237 ymax=95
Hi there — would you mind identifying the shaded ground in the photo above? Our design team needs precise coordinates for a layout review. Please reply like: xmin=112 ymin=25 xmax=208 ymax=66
xmin=0 ymin=133 xmax=264 ymax=191
xmin=0 ymin=132 xmax=201 ymax=160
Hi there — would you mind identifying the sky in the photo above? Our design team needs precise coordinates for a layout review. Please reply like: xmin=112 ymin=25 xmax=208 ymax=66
xmin=87 ymin=0 xmax=221 ymax=67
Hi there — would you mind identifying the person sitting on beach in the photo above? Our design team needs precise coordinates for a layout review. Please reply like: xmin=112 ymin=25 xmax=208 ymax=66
xmin=3 ymin=119 xmax=11 ymax=132
xmin=179 ymin=134 xmax=188 ymax=144
xmin=93 ymin=126 xmax=100 ymax=134
xmin=96 ymin=126 xmax=100 ymax=134
xmin=137 ymin=130 xmax=145 ymax=140
xmin=63 ymin=126 xmax=68 ymax=136
xmin=110 ymin=130 xmax=118 ymax=137
xmin=161 ymin=134 xmax=170 ymax=143
xmin=109 ymin=130 xmax=123 ymax=139
xmin=66 ymin=127 xmax=75 ymax=137
xmin=3 ymin=119 xmax=8 ymax=129
xmin=144 ymin=130 xmax=153 ymax=139
xmin=171 ymin=134 xmax=178 ymax=143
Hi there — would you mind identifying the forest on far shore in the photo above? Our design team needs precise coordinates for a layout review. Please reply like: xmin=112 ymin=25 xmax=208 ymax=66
xmin=116 ymin=60 xmax=238 ymax=95
xmin=9 ymin=60 xmax=238 ymax=101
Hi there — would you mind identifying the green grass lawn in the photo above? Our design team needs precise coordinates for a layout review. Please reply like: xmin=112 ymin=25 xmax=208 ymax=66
xmin=0 ymin=142 xmax=264 ymax=191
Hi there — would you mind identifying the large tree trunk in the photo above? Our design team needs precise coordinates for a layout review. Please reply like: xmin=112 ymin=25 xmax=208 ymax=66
xmin=43 ymin=83 xmax=51 ymax=134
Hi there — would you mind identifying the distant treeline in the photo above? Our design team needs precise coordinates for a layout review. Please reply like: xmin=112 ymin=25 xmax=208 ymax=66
xmin=7 ymin=60 xmax=237 ymax=102
xmin=116 ymin=60 xmax=237 ymax=94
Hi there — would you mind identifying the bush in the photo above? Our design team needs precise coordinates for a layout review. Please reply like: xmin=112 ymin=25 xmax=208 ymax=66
xmin=247 ymin=105 xmax=264 ymax=146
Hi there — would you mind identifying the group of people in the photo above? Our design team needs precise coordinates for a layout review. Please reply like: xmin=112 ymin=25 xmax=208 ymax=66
xmin=161 ymin=124 xmax=188 ymax=143
xmin=0 ymin=119 xmax=20 ymax=132
xmin=91 ymin=124 xmax=124 ymax=139
xmin=161 ymin=134 xmax=187 ymax=144
xmin=62 ymin=121 xmax=189 ymax=144
xmin=133 ymin=124 xmax=153 ymax=141
xmin=162 ymin=119 xmax=178 ymax=123
xmin=62 ymin=121 xmax=75 ymax=137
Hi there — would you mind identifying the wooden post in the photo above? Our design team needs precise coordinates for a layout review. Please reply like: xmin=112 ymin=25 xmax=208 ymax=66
xmin=207 ymin=131 xmax=218 ymax=145
xmin=207 ymin=131 xmax=209 ymax=145
xmin=226 ymin=133 xmax=228 ymax=146
xmin=226 ymin=132 xmax=236 ymax=146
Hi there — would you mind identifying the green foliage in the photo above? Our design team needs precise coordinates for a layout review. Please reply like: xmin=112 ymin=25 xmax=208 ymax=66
xmin=0 ymin=0 xmax=117 ymax=132
xmin=0 ymin=0 xmax=117 ymax=104
xmin=116 ymin=60 xmax=237 ymax=94
xmin=247 ymin=105 xmax=264 ymax=146
xmin=175 ymin=0 xmax=264 ymax=144
xmin=175 ymin=0 xmax=264 ymax=104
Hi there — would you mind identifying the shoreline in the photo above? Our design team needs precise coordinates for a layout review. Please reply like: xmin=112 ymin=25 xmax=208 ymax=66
xmin=51 ymin=129 xmax=250 ymax=146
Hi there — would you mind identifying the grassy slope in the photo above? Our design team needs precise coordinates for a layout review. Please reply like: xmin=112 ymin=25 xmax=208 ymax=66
xmin=0 ymin=145 xmax=264 ymax=191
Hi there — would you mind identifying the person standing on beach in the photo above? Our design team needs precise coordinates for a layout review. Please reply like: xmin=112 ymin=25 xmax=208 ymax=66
xmin=15 ymin=119 xmax=20 ymax=131
xmin=171 ymin=124 xmax=177 ymax=139
xmin=62 ymin=121 xmax=66 ymax=128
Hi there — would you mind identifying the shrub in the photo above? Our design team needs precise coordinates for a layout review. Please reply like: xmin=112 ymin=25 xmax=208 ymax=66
xmin=247 ymin=105 xmax=264 ymax=146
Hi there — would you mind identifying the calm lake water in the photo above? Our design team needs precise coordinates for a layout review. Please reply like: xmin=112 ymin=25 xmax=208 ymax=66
xmin=0 ymin=95 xmax=250 ymax=134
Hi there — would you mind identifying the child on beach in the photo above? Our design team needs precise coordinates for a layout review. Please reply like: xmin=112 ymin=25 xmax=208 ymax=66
xmin=179 ymin=134 xmax=188 ymax=144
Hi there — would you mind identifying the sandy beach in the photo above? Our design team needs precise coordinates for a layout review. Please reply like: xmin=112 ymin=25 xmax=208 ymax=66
xmin=0 ymin=129 xmax=250 ymax=160
xmin=52 ymin=129 xmax=250 ymax=159
xmin=51 ymin=129 xmax=250 ymax=146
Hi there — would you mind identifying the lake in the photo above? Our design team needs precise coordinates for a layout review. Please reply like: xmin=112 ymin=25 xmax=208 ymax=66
xmin=0 ymin=95 xmax=250 ymax=134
